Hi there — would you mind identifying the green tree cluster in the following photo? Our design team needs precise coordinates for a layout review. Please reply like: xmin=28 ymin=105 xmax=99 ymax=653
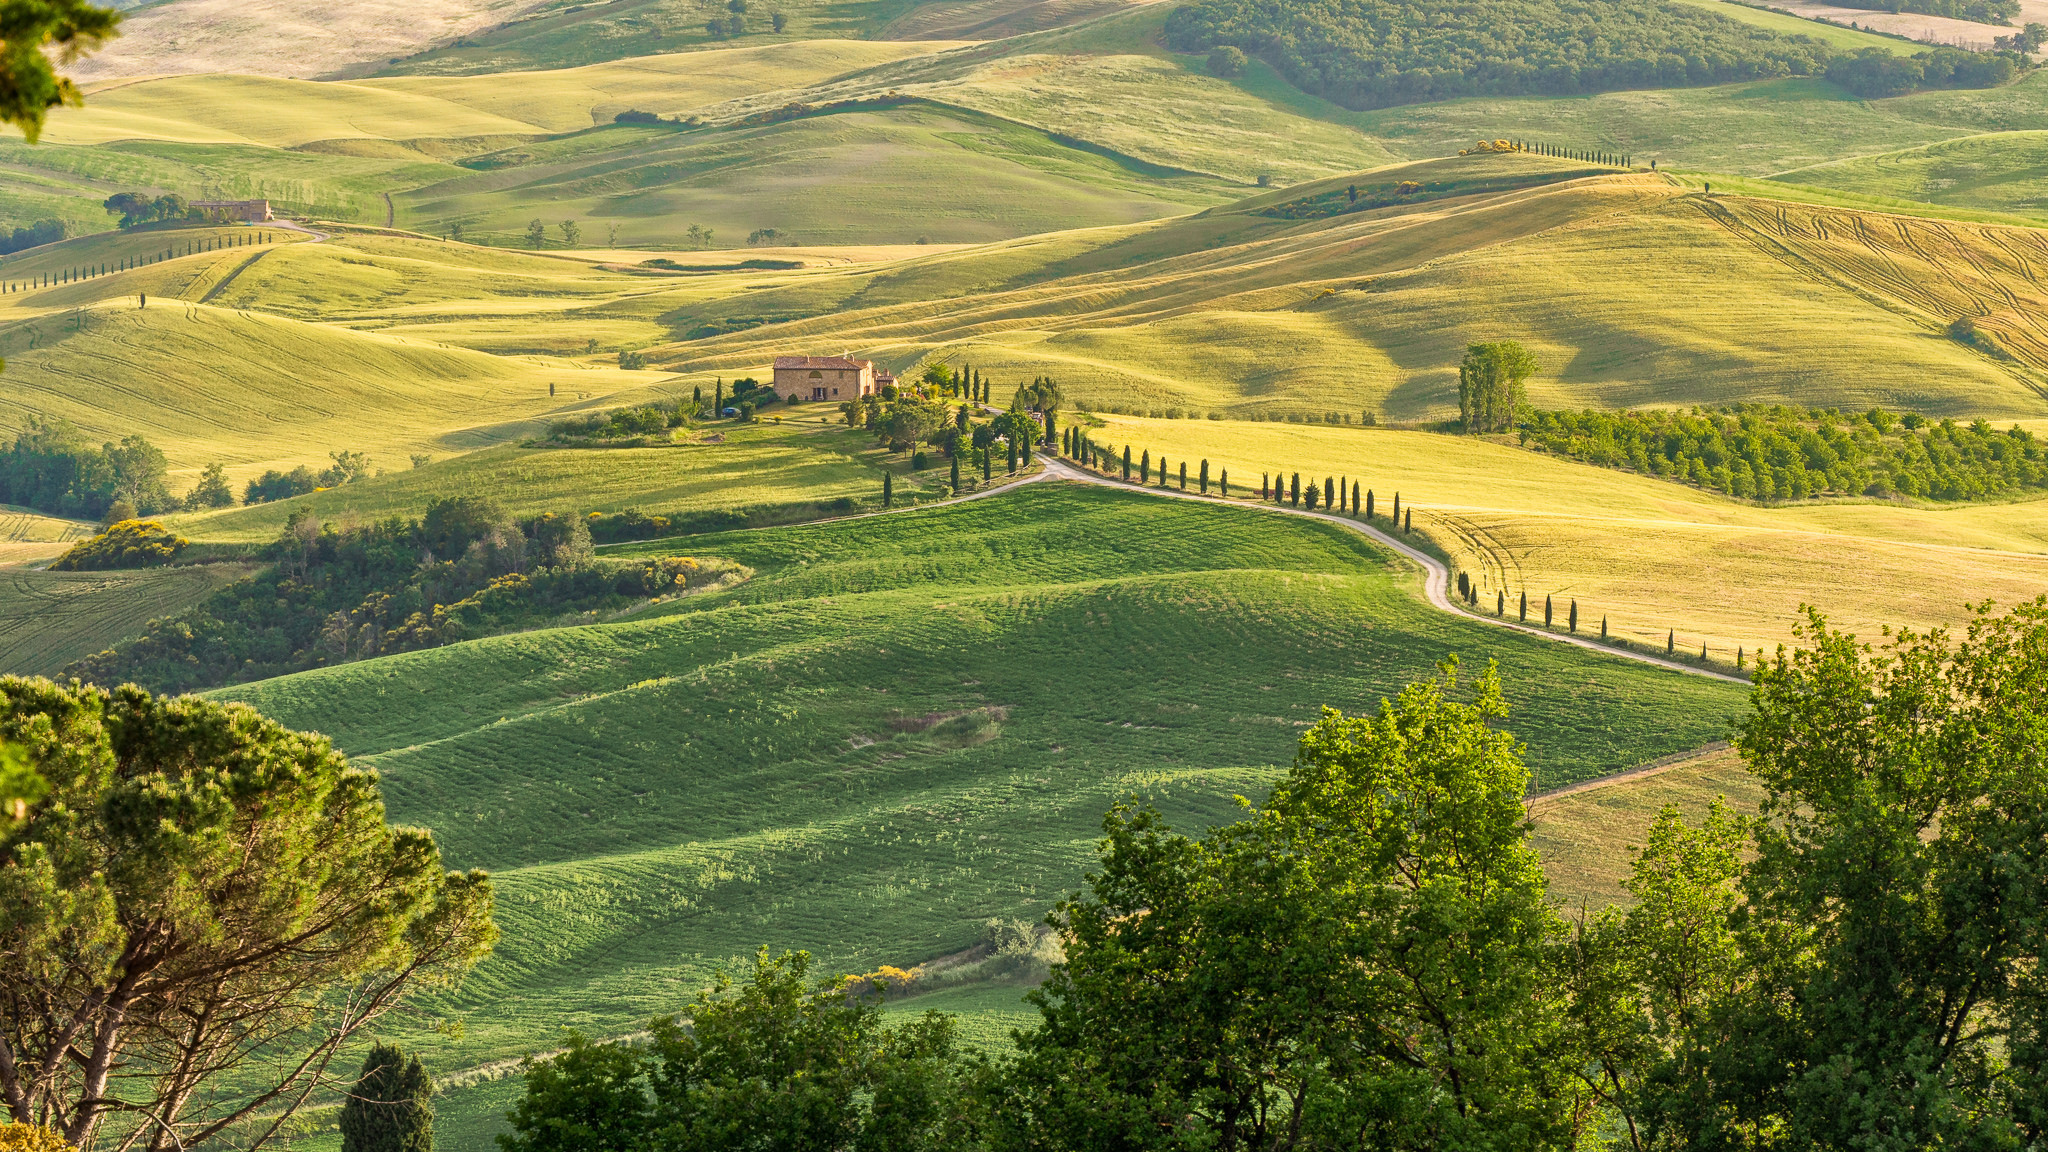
xmin=242 ymin=449 xmax=375 ymax=505
xmin=1458 ymin=340 xmax=1537 ymax=433
xmin=547 ymin=402 xmax=693 ymax=442
xmin=100 ymin=192 xmax=193 ymax=228
xmin=0 ymin=417 xmax=173 ymax=519
xmin=65 ymin=500 xmax=700 ymax=693
xmin=1825 ymin=44 xmax=2014 ymax=97
xmin=0 ymin=219 xmax=65 ymax=255
xmin=1521 ymin=402 xmax=2048 ymax=501
xmin=1164 ymin=0 xmax=1836 ymax=111
xmin=500 ymin=951 xmax=972 ymax=1152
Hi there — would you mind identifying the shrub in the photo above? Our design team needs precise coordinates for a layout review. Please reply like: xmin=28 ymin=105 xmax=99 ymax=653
xmin=1207 ymin=45 xmax=1248 ymax=76
xmin=50 ymin=520 xmax=188 ymax=571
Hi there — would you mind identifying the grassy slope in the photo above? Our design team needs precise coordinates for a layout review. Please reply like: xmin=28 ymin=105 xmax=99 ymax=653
xmin=0 ymin=290 xmax=664 ymax=484
xmin=212 ymin=482 xmax=1743 ymax=1147
xmin=1072 ymin=415 xmax=2048 ymax=655
xmin=394 ymin=106 xmax=1234 ymax=247
xmin=653 ymin=156 xmax=2048 ymax=420
xmin=1530 ymin=743 xmax=1765 ymax=907
xmin=167 ymin=413 xmax=939 ymax=543
xmin=0 ymin=563 xmax=263 ymax=675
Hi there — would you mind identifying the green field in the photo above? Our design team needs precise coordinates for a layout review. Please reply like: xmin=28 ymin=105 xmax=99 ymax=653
xmin=208 ymin=482 xmax=1744 ymax=1147
xmin=0 ymin=562 xmax=263 ymax=676
xmin=168 ymin=416 xmax=942 ymax=543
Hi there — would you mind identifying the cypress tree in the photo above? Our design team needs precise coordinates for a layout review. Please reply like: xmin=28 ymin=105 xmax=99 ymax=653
xmin=1366 ymin=489 xmax=1374 ymax=519
xmin=1143 ymin=450 xmax=1151 ymax=483
xmin=1008 ymin=442 xmax=1017 ymax=474
xmin=1159 ymin=458 xmax=1169 ymax=487
xmin=950 ymin=453 xmax=961 ymax=492
xmin=1404 ymin=508 xmax=1411 ymax=533
xmin=1352 ymin=481 xmax=1360 ymax=515
xmin=1323 ymin=477 xmax=1334 ymax=507
xmin=1601 ymin=616 xmax=1609 ymax=640
xmin=1274 ymin=469 xmax=1285 ymax=502
xmin=1290 ymin=473 xmax=1300 ymax=506
xmin=1738 ymin=646 xmax=1745 ymax=669
xmin=339 ymin=1043 xmax=434 ymax=1152
xmin=1305 ymin=483 xmax=1318 ymax=510
xmin=983 ymin=450 xmax=992 ymax=483
xmin=1022 ymin=436 xmax=1032 ymax=465
xmin=1220 ymin=469 xmax=1229 ymax=498
xmin=1667 ymin=630 xmax=1676 ymax=655
xmin=1393 ymin=492 xmax=1400 ymax=522
xmin=1569 ymin=600 xmax=1578 ymax=633
xmin=1178 ymin=461 xmax=1187 ymax=490
xmin=1199 ymin=459 xmax=1209 ymax=494
xmin=1123 ymin=445 xmax=1132 ymax=480
xmin=1044 ymin=409 xmax=1057 ymax=449
xmin=1457 ymin=572 xmax=1469 ymax=598
xmin=1261 ymin=471 xmax=1268 ymax=498
xmin=1544 ymin=594 xmax=1553 ymax=627
xmin=1519 ymin=591 xmax=1527 ymax=622
xmin=715 ymin=380 xmax=723 ymax=415
xmin=883 ymin=471 xmax=894 ymax=507
xmin=1701 ymin=642 xmax=1708 ymax=661
xmin=1496 ymin=589 xmax=1504 ymax=615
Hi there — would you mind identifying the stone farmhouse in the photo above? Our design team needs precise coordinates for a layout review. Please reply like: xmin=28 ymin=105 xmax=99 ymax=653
xmin=191 ymin=199 xmax=274 ymax=222
xmin=772 ymin=355 xmax=897 ymax=402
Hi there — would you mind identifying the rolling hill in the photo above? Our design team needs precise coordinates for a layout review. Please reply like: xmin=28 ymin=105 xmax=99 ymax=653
xmin=209 ymin=480 xmax=1747 ymax=1148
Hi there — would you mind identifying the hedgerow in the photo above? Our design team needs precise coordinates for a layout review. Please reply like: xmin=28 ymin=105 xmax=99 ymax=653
xmin=1518 ymin=404 xmax=2048 ymax=502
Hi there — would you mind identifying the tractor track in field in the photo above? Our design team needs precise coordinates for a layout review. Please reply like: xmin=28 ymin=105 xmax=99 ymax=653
xmin=1037 ymin=456 xmax=1750 ymax=686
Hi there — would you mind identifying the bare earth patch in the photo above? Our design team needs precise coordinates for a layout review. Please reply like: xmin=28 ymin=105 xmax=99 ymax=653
xmin=1754 ymin=0 xmax=2048 ymax=50
xmin=70 ymin=0 xmax=557 ymax=82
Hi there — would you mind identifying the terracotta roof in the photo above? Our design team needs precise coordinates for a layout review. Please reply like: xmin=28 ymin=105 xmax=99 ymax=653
xmin=774 ymin=356 xmax=870 ymax=371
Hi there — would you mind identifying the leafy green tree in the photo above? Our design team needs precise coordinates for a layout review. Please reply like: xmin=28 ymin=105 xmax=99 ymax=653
xmin=1459 ymin=341 xmax=1537 ymax=433
xmin=500 ymin=951 xmax=977 ymax=1152
xmin=526 ymin=219 xmax=546 ymax=248
xmin=0 ymin=0 xmax=121 ymax=144
xmin=185 ymin=462 xmax=234 ymax=509
xmin=0 ymin=680 xmax=495 ymax=1149
xmin=1007 ymin=660 xmax=1580 ymax=1150
xmin=559 ymin=220 xmax=581 ymax=246
xmin=498 ymin=1033 xmax=650 ymax=1152
xmin=341 ymin=1044 xmax=435 ymax=1152
xmin=1649 ymin=604 xmax=2048 ymax=1149
xmin=1565 ymin=803 xmax=1745 ymax=1151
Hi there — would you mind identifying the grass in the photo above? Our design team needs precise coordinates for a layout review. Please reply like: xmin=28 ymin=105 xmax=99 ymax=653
xmin=169 ymin=416 xmax=940 ymax=544
xmin=0 ymin=505 xmax=94 ymax=566
xmin=0 ymin=562 xmax=262 ymax=676
xmin=1772 ymin=131 xmax=2048 ymax=220
xmin=1530 ymin=743 xmax=1766 ymax=907
xmin=1071 ymin=415 xmax=2048 ymax=657
xmin=207 ymin=482 xmax=1743 ymax=1147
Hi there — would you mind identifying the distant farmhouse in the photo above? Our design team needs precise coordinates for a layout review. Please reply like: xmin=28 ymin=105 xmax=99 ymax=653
xmin=772 ymin=355 xmax=896 ymax=402
xmin=191 ymin=199 xmax=274 ymax=222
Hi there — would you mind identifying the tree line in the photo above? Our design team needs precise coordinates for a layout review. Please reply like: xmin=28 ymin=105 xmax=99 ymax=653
xmin=1518 ymin=402 xmax=2048 ymax=502
xmin=1163 ymin=0 xmax=2023 ymax=111
xmin=494 ymin=605 xmax=2048 ymax=1151
xmin=64 ymin=499 xmax=710 ymax=693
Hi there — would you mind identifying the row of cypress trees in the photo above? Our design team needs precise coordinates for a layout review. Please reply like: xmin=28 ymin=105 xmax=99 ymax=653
xmin=1 ymin=231 xmax=277 ymax=294
xmin=1447 ymin=582 xmax=1749 ymax=671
